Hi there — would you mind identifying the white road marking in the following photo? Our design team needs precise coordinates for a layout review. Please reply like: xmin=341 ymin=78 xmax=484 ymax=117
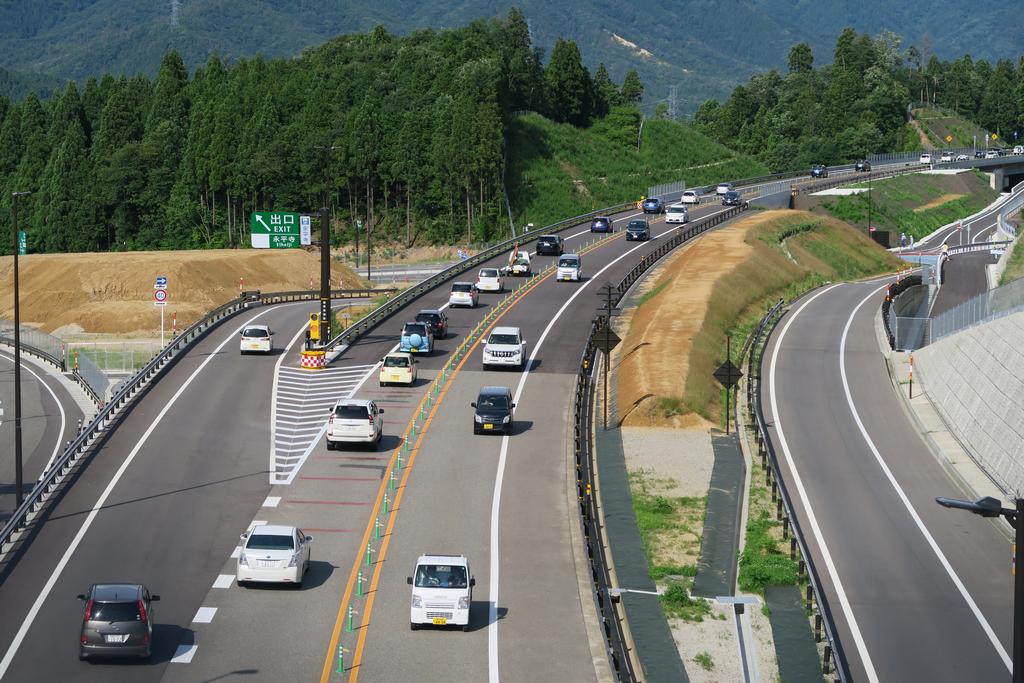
xmin=262 ymin=496 xmax=281 ymax=508
xmin=192 ymin=607 xmax=217 ymax=624
xmin=768 ymin=283 xmax=880 ymax=681
xmin=230 ymin=546 xmax=242 ymax=559
xmin=487 ymin=213 xmax=722 ymax=682
xmin=0 ymin=306 xmax=285 ymax=680
xmin=0 ymin=351 xmax=67 ymax=479
xmin=170 ymin=644 xmax=198 ymax=664
xmin=212 ymin=574 xmax=234 ymax=589
xmin=839 ymin=285 xmax=1012 ymax=671
xmin=250 ymin=520 xmax=267 ymax=529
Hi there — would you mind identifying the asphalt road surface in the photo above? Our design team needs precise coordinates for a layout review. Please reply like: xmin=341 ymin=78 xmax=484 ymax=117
xmin=763 ymin=279 xmax=1012 ymax=681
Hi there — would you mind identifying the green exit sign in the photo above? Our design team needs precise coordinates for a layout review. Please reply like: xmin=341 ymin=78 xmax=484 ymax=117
xmin=17 ymin=230 xmax=26 ymax=255
xmin=250 ymin=211 xmax=300 ymax=249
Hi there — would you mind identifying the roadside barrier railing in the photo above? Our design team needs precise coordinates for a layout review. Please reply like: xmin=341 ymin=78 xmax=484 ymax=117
xmin=745 ymin=299 xmax=851 ymax=681
xmin=791 ymin=163 xmax=925 ymax=198
xmin=0 ymin=287 xmax=381 ymax=559
xmin=0 ymin=320 xmax=66 ymax=370
xmin=931 ymin=276 xmax=1024 ymax=343
xmin=71 ymin=349 xmax=109 ymax=405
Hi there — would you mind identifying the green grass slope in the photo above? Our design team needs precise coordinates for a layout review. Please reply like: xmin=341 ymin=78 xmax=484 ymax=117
xmin=816 ymin=170 xmax=998 ymax=240
xmin=914 ymin=107 xmax=991 ymax=149
xmin=507 ymin=110 xmax=769 ymax=228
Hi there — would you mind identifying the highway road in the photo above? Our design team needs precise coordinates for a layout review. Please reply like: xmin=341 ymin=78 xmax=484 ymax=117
xmin=763 ymin=279 xmax=1013 ymax=681
xmin=0 ymin=197 xmax=744 ymax=682
xmin=0 ymin=351 xmax=84 ymax=525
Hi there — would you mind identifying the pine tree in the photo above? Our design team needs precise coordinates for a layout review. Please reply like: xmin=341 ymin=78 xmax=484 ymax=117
xmin=543 ymin=39 xmax=592 ymax=126
xmin=620 ymin=69 xmax=644 ymax=105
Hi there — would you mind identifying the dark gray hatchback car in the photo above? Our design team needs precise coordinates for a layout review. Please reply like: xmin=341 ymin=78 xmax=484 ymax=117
xmin=77 ymin=583 xmax=160 ymax=660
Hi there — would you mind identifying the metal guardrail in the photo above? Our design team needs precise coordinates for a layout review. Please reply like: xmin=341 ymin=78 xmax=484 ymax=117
xmin=791 ymin=163 xmax=925 ymax=197
xmin=0 ymin=286 xmax=381 ymax=557
xmin=0 ymin=321 xmax=66 ymax=370
xmin=745 ymin=299 xmax=851 ymax=681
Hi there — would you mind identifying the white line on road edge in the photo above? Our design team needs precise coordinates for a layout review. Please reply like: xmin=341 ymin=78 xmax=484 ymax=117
xmin=487 ymin=214 xmax=726 ymax=682
xmin=839 ymin=285 xmax=1012 ymax=672
xmin=768 ymin=283 xmax=881 ymax=682
xmin=0 ymin=306 xmax=281 ymax=680
xmin=0 ymin=351 xmax=67 ymax=479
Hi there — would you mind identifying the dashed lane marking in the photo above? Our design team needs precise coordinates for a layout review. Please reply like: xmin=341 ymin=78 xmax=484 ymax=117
xmin=192 ymin=607 xmax=217 ymax=624
xmin=170 ymin=644 xmax=198 ymax=664
xmin=262 ymin=496 xmax=281 ymax=508
xmin=212 ymin=575 xmax=234 ymax=589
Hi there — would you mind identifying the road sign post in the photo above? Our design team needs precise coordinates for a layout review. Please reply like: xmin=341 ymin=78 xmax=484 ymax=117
xmin=596 ymin=283 xmax=622 ymax=430
xmin=154 ymin=276 xmax=168 ymax=347
xmin=250 ymin=212 xmax=302 ymax=249
xmin=713 ymin=336 xmax=744 ymax=434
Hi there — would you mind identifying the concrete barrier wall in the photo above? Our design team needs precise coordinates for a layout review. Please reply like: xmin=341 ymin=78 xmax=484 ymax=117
xmin=915 ymin=311 xmax=1024 ymax=496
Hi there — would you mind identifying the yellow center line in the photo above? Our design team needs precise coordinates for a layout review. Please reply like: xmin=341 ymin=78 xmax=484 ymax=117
xmin=320 ymin=229 xmax=623 ymax=681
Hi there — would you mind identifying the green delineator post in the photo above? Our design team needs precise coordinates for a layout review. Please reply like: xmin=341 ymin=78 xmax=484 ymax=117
xmin=346 ymin=605 xmax=355 ymax=632
xmin=357 ymin=570 xmax=363 ymax=597
xmin=336 ymin=645 xmax=344 ymax=675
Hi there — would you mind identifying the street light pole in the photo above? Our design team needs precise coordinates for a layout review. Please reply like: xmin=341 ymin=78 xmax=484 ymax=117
xmin=11 ymin=190 xmax=31 ymax=507
xmin=936 ymin=494 xmax=1023 ymax=682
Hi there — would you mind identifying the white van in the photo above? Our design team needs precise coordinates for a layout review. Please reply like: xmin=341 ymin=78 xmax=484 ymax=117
xmin=919 ymin=152 xmax=932 ymax=164
xmin=680 ymin=190 xmax=702 ymax=205
xmin=556 ymin=254 xmax=582 ymax=282
xmin=408 ymin=554 xmax=474 ymax=631
xmin=665 ymin=203 xmax=689 ymax=224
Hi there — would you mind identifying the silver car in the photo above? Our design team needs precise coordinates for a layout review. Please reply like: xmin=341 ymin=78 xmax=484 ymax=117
xmin=77 ymin=583 xmax=160 ymax=660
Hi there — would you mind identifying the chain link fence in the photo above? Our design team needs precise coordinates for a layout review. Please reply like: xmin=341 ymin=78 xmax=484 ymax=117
xmin=932 ymin=277 xmax=1024 ymax=342
xmin=69 ymin=341 xmax=163 ymax=372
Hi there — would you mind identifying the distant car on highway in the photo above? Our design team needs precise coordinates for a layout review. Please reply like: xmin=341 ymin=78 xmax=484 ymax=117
xmin=716 ymin=182 xmax=734 ymax=195
xmin=955 ymin=153 xmax=970 ymax=162
xmin=985 ymin=149 xmax=999 ymax=159
xmin=475 ymin=267 xmax=503 ymax=292
xmin=535 ymin=234 xmax=563 ymax=256
xmin=1015 ymin=145 xmax=1024 ymax=155
xmin=508 ymin=250 xmax=532 ymax=276
xmin=940 ymin=151 xmax=953 ymax=163
xmin=237 ymin=525 xmax=313 ymax=587
xmin=556 ymin=254 xmax=582 ymax=282
xmin=625 ymin=219 xmax=651 ymax=241
xmin=680 ymin=190 xmax=702 ymax=205
xmin=379 ymin=352 xmax=417 ymax=387
xmin=810 ymin=164 xmax=828 ymax=178
xmin=721 ymin=190 xmax=745 ymax=207
xmin=471 ymin=386 xmax=515 ymax=434
xmin=327 ymin=398 xmax=383 ymax=449
xmin=77 ymin=583 xmax=160 ymax=660
xmin=448 ymin=281 xmax=478 ymax=308
xmin=482 ymin=326 xmax=526 ymax=370
xmin=239 ymin=325 xmax=273 ymax=354
xmin=665 ymin=203 xmax=689 ymax=224
xmin=400 ymin=321 xmax=434 ymax=355
xmin=408 ymin=554 xmax=475 ymax=631
xmin=919 ymin=152 xmax=933 ymax=164
xmin=415 ymin=309 xmax=448 ymax=339
xmin=642 ymin=197 xmax=665 ymax=214
xmin=855 ymin=159 xmax=872 ymax=172
xmin=589 ymin=216 xmax=612 ymax=233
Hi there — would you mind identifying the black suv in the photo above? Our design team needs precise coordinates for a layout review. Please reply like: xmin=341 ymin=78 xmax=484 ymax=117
xmin=535 ymin=234 xmax=563 ymax=256
xmin=472 ymin=386 xmax=515 ymax=435
xmin=78 ymin=583 xmax=160 ymax=660
xmin=721 ymin=190 xmax=745 ymax=207
xmin=855 ymin=159 xmax=872 ymax=172
xmin=625 ymin=220 xmax=651 ymax=241
xmin=810 ymin=164 xmax=828 ymax=178
xmin=415 ymin=309 xmax=448 ymax=339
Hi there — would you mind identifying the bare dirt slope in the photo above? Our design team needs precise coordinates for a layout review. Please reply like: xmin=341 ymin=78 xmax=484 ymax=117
xmin=0 ymin=249 xmax=366 ymax=335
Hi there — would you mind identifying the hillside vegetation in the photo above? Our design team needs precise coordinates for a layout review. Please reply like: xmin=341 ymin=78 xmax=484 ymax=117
xmin=507 ymin=112 xmax=768 ymax=227
xmin=913 ymin=107 xmax=989 ymax=149
xmin=816 ymin=170 xmax=998 ymax=239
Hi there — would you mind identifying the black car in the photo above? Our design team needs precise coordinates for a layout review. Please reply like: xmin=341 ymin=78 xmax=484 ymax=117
xmin=535 ymin=234 xmax=563 ymax=256
xmin=472 ymin=386 xmax=515 ymax=435
xmin=589 ymin=216 xmax=612 ymax=233
xmin=625 ymin=219 xmax=651 ymax=241
xmin=642 ymin=197 xmax=664 ymax=214
xmin=721 ymin=190 xmax=745 ymax=206
xmin=855 ymin=159 xmax=872 ymax=172
xmin=974 ymin=150 xmax=986 ymax=159
xmin=78 ymin=583 xmax=160 ymax=660
xmin=810 ymin=164 xmax=828 ymax=178
xmin=415 ymin=309 xmax=448 ymax=339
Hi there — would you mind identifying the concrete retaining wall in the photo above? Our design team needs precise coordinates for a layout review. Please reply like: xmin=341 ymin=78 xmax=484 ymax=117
xmin=916 ymin=311 xmax=1024 ymax=495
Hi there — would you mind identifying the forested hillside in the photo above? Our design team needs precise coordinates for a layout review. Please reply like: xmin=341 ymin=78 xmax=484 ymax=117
xmin=0 ymin=11 xmax=646 ymax=254
xmin=693 ymin=29 xmax=1024 ymax=172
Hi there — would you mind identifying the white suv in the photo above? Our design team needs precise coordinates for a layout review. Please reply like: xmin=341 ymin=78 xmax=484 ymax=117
xmin=482 ymin=326 xmax=526 ymax=370
xmin=240 ymin=325 xmax=273 ymax=354
xmin=680 ymin=190 xmax=702 ymax=205
xmin=919 ymin=152 xmax=932 ymax=164
xmin=408 ymin=554 xmax=474 ymax=631
xmin=940 ymin=151 xmax=953 ymax=163
xmin=326 ymin=399 xmax=383 ymax=450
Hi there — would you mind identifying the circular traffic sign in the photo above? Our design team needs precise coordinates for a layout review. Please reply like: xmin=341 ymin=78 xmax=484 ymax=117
xmin=154 ymin=289 xmax=168 ymax=303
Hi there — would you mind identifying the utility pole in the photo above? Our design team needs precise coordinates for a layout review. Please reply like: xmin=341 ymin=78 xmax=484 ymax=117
xmin=313 ymin=145 xmax=341 ymax=345
xmin=11 ymin=190 xmax=31 ymax=507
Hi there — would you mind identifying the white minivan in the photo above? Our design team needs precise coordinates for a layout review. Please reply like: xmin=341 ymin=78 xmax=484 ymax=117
xmin=408 ymin=554 xmax=474 ymax=631
xmin=665 ymin=203 xmax=690 ymax=224
xmin=556 ymin=254 xmax=582 ymax=282
xmin=680 ymin=190 xmax=702 ymax=205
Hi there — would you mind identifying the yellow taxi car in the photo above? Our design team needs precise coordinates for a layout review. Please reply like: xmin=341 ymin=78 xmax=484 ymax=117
xmin=379 ymin=352 xmax=417 ymax=387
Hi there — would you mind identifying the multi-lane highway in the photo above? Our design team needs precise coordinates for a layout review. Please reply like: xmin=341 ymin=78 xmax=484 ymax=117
xmin=0 ymin=197 xmax=746 ymax=682
xmin=764 ymin=279 xmax=1012 ymax=681
xmin=0 ymin=351 xmax=84 ymax=524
